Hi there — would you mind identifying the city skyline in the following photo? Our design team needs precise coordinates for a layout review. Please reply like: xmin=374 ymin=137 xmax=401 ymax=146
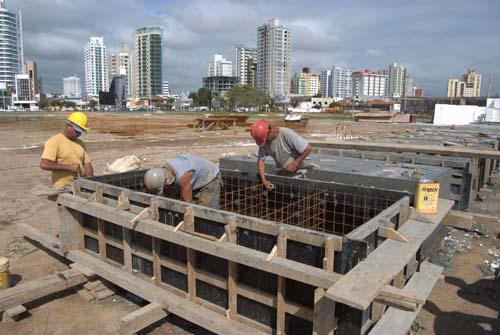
xmin=10 ymin=0 xmax=500 ymax=96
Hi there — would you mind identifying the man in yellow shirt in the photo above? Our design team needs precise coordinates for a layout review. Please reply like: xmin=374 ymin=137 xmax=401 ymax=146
xmin=40 ymin=112 xmax=94 ymax=188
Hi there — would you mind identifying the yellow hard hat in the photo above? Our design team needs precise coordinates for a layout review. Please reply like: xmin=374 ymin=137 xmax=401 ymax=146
xmin=67 ymin=112 xmax=89 ymax=132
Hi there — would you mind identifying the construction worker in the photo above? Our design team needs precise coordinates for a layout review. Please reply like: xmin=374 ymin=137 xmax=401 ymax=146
xmin=250 ymin=119 xmax=312 ymax=190
xmin=144 ymin=155 xmax=221 ymax=208
xmin=40 ymin=112 xmax=94 ymax=188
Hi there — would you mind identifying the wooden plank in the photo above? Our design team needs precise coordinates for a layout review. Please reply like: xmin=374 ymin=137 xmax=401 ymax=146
xmin=187 ymin=248 xmax=196 ymax=301
xmin=226 ymin=218 xmax=237 ymax=320
xmin=97 ymin=219 xmax=106 ymax=260
xmin=117 ymin=302 xmax=168 ymax=335
xmin=2 ymin=305 xmax=27 ymax=322
xmin=0 ymin=269 xmax=87 ymax=312
xmin=70 ymin=263 xmax=96 ymax=277
xmin=21 ymin=223 xmax=422 ymax=319
xmin=75 ymin=178 xmax=337 ymax=248
xmin=409 ymin=198 xmax=455 ymax=225
xmin=326 ymin=219 xmax=440 ymax=310
xmin=17 ymin=223 xmax=64 ymax=257
xmin=368 ymin=262 xmax=443 ymax=335
xmin=57 ymin=196 xmax=415 ymax=308
xmin=122 ymin=228 xmax=133 ymax=273
xmin=312 ymin=141 xmax=500 ymax=160
xmin=276 ymin=227 xmax=287 ymax=335
xmin=313 ymin=288 xmax=335 ymax=335
xmin=378 ymin=227 xmax=408 ymax=243
xmin=441 ymin=210 xmax=473 ymax=230
xmin=57 ymin=194 xmax=342 ymax=289
xmin=323 ymin=237 xmax=334 ymax=272
xmin=58 ymin=205 xmax=82 ymax=253
xmin=68 ymin=250 xmax=267 ymax=335
xmin=347 ymin=197 xmax=409 ymax=241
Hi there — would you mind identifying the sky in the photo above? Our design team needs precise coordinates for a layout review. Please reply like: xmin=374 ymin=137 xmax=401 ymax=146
xmin=10 ymin=0 xmax=500 ymax=96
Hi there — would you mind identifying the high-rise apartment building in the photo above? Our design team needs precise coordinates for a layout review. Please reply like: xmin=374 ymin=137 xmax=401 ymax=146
xmin=0 ymin=0 xmax=24 ymax=89
xmin=84 ymin=37 xmax=108 ymax=98
xmin=135 ymin=27 xmax=163 ymax=99
xmin=447 ymin=79 xmax=465 ymax=98
xmin=63 ymin=75 xmax=81 ymax=99
xmin=108 ymin=43 xmax=133 ymax=98
xmin=352 ymin=70 xmax=387 ymax=101
xmin=25 ymin=61 xmax=40 ymax=99
xmin=330 ymin=66 xmax=352 ymax=99
xmin=405 ymin=77 xmax=414 ymax=97
xmin=162 ymin=80 xmax=169 ymax=96
xmin=447 ymin=70 xmax=481 ymax=98
xmin=257 ymin=19 xmax=291 ymax=99
xmin=386 ymin=62 xmax=406 ymax=98
xmin=320 ymin=70 xmax=331 ymax=98
xmin=462 ymin=70 xmax=481 ymax=97
xmin=413 ymin=86 xmax=424 ymax=97
xmin=291 ymin=68 xmax=319 ymax=96
xmin=235 ymin=45 xmax=257 ymax=86
xmin=208 ymin=54 xmax=232 ymax=77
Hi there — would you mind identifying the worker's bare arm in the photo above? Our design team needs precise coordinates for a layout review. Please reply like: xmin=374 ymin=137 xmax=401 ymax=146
xmin=258 ymin=159 xmax=274 ymax=190
xmin=84 ymin=162 xmax=94 ymax=177
xmin=40 ymin=158 xmax=79 ymax=173
xmin=178 ymin=172 xmax=193 ymax=203
xmin=285 ymin=144 xmax=313 ymax=172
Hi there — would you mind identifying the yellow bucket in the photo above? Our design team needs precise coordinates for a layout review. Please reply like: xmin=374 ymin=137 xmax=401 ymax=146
xmin=0 ymin=256 xmax=9 ymax=289
xmin=415 ymin=181 xmax=440 ymax=215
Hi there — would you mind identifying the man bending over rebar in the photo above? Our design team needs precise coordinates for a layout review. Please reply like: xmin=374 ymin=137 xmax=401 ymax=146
xmin=144 ymin=155 xmax=222 ymax=209
xmin=250 ymin=119 xmax=312 ymax=190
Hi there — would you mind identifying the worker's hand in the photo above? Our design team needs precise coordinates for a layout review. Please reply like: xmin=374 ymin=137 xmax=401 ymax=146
xmin=68 ymin=164 xmax=81 ymax=174
xmin=263 ymin=180 xmax=275 ymax=191
xmin=285 ymin=160 xmax=299 ymax=173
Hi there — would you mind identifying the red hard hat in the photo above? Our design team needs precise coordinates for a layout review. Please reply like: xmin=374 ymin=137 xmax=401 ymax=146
xmin=251 ymin=119 xmax=270 ymax=146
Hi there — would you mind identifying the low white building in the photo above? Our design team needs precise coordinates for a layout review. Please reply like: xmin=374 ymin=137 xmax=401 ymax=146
xmin=433 ymin=103 xmax=500 ymax=125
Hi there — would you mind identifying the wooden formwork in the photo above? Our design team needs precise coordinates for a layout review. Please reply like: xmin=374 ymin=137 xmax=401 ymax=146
xmin=8 ymin=169 xmax=454 ymax=335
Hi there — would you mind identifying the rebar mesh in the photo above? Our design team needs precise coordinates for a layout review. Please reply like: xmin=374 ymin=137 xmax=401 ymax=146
xmin=89 ymin=169 xmax=398 ymax=236
xmin=221 ymin=173 xmax=396 ymax=236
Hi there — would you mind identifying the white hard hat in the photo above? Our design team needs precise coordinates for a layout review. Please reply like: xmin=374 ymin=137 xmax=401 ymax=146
xmin=144 ymin=167 xmax=175 ymax=195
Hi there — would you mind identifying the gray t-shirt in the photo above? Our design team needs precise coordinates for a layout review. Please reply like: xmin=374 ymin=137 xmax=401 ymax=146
xmin=162 ymin=155 xmax=219 ymax=190
xmin=257 ymin=128 xmax=309 ymax=168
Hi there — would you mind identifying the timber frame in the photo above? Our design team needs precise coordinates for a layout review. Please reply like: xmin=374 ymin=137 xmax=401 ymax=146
xmin=9 ymin=168 xmax=454 ymax=335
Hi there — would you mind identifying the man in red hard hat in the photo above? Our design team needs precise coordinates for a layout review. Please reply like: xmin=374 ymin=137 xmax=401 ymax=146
xmin=250 ymin=119 xmax=312 ymax=190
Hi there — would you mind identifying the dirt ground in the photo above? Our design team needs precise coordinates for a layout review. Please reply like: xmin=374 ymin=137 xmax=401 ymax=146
xmin=0 ymin=112 xmax=498 ymax=334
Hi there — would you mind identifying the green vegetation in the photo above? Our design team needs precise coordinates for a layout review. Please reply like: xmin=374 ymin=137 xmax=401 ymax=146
xmin=226 ymin=85 xmax=271 ymax=110
xmin=414 ymin=113 xmax=433 ymax=123
xmin=188 ymin=87 xmax=212 ymax=106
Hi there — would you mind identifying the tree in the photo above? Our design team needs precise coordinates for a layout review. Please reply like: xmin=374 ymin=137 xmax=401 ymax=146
xmin=329 ymin=101 xmax=341 ymax=108
xmin=189 ymin=88 xmax=212 ymax=107
xmin=226 ymin=85 xmax=271 ymax=111
xmin=87 ymin=100 xmax=97 ymax=111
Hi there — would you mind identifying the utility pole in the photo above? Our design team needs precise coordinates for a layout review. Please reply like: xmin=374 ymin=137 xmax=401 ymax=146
xmin=487 ymin=72 xmax=493 ymax=99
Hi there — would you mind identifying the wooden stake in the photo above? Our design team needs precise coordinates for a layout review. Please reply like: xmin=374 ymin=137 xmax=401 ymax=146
xmin=378 ymin=226 xmax=409 ymax=243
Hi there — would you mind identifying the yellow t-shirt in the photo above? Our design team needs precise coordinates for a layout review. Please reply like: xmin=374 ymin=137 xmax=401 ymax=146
xmin=41 ymin=133 xmax=91 ymax=188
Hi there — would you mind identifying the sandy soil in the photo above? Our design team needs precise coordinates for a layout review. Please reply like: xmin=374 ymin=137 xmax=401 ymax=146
xmin=0 ymin=112 xmax=498 ymax=334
